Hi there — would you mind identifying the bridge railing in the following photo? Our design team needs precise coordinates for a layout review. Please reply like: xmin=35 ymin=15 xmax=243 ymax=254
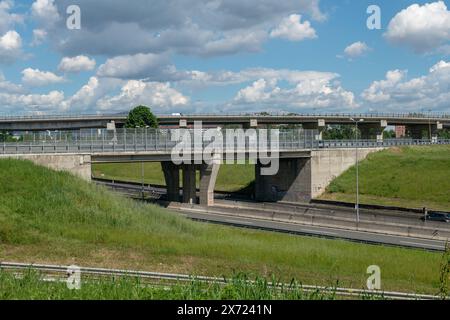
xmin=0 ymin=111 xmax=449 ymax=120
xmin=0 ymin=128 xmax=449 ymax=155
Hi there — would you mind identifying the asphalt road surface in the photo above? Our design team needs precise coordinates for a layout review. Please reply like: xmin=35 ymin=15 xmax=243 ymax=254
xmin=176 ymin=209 xmax=447 ymax=251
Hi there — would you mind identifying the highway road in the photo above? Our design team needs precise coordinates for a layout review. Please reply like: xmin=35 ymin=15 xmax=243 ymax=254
xmin=94 ymin=179 xmax=449 ymax=251
xmin=174 ymin=208 xmax=447 ymax=251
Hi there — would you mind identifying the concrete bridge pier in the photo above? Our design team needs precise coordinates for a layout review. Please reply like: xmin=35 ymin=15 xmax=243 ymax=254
xmin=359 ymin=120 xmax=387 ymax=141
xmin=406 ymin=122 xmax=443 ymax=140
xmin=303 ymin=119 xmax=326 ymax=140
xmin=161 ymin=162 xmax=180 ymax=202
xmin=199 ymin=161 xmax=221 ymax=206
xmin=162 ymin=161 xmax=222 ymax=205
xmin=182 ymin=164 xmax=197 ymax=204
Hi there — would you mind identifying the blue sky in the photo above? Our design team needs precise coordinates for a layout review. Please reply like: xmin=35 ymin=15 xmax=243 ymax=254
xmin=1 ymin=0 xmax=450 ymax=115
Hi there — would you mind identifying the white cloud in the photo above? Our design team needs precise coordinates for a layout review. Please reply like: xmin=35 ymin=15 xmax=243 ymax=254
xmin=0 ymin=72 xmax=22 ymax=93
xmin=58 ymin=55 xmax=96 ymax=73
xmin=0 ymin=0 xmax=23 ymax=34
xmin=343 ymin=41 xmax=371 ymax=58
xmin=33 ymin=0 xmax=324 ymax=58
xmin=21 ymin=68 xmax=65 ymax=87
xmin=97 ymin=53 xmax=173 ymax=79
xmin=233 ymin=71 xmax=356 ymax=112
xmin=96 ymin=80 xmax=189 ymax=112
xmin=270 ymin=14 xmax=316 ymax=41
xmin=0 ymin=90 xmax=65 ymax=113
xmin=31 ymin=29 xmax=47 ymax=46
xmin=0 ymin=30 xmax=22 ymax=63
xmin=385 ymin=1 xmax=450 ymax=53
xmin=31 ymin=0 xmax=60 ymax=28
xmin=362 ymin=61 xmax=450 ymax=111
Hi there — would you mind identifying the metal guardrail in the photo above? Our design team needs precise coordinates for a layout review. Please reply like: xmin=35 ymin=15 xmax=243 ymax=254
xmin=0 ymin=262 xmax=444 ymax=300
xmin=0 ymin=128 xmax=449 ymax=155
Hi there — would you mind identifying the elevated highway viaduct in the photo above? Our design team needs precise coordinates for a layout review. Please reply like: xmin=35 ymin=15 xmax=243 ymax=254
xmin=1 ymin=113 xmax=449 ymax=140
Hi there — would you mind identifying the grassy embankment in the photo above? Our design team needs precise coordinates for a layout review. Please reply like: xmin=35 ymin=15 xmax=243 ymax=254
xmin=0 ymin=159 xmax=446 ymax=295
xmin=322 ymin=146 xmax=450 ymax=211
xmin=94 ymin=145 xmax=450 ymax=210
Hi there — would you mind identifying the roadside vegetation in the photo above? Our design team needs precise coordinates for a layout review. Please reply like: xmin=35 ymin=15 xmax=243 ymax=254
xmin=322 ymin=145 xmax=450 ymax=211
xmin=0 ymin=159 xmax=445 ymax=295
xmin=0 ymin=271 xmax=340 ymax=300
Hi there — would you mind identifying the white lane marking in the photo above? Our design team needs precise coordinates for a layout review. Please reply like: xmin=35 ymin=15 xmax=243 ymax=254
xmin=400 ymin=241 xmax=443 ymax=249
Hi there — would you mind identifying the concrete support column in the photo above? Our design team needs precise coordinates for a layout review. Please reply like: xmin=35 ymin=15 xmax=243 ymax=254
xmin=199 ymin=161 xmax=221 ymax=206
xmin=255 ymin=158 xmax=312 ymax=203
xmin=303 ymin=119 xmax=325 ymax=140
xmin=359 ymin=120 xmax=387 ymax=141
xmin=406 ymin=125 xmax=429 ymax=139
xmin=182 ymin=164 xmax=197 ymax=204
xmin=161 ymin=162 xmax=180 ymax=202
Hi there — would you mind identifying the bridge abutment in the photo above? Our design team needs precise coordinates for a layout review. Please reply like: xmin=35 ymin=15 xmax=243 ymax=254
xmin=0 ymin=154 xmax=91 ymax=181
xmin=254 ymin=148 xmax=383 ymax=203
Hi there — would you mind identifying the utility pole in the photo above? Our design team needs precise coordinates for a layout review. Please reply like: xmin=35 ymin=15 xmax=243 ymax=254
xmin=350 ymin=118 xmax=364 ymax=224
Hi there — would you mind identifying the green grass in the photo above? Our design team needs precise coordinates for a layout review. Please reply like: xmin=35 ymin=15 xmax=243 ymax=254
xmin=322 ymin=146 xmax=450 ymax=211
xmin=0 ymin=271 xmax=340 ymax=300
xmin=0 ymin=159 xmax=445 ymax=295
xmin=93 ymin=162 xmax=255 ymax=193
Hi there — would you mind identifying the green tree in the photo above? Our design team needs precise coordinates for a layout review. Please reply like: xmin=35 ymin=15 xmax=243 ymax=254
xmin=125 ymin=105 xmax=158 ymax=128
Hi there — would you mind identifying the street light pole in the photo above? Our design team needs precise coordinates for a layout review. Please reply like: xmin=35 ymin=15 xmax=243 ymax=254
xmin=350 ymin=118 xmax=364 ymax=224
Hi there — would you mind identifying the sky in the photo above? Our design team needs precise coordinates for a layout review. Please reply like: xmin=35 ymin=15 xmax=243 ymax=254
xmin=1 ymin=0 xmax=450 ymax=115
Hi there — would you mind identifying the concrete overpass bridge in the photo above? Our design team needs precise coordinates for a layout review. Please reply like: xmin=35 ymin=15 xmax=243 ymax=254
xmin=1 ymin=112 xmax=449 ymax=139
xmin=1 ymin=128 xmax=449 ymax=206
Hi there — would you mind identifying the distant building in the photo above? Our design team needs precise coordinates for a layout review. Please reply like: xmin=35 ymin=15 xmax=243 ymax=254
xmin=395 ymin=126 xmax=406 ymax=138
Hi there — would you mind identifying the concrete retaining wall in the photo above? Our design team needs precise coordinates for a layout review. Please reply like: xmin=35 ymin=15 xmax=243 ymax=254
xmin=0 ymin=154 xmax=92 ymax=181
xmin=311 ymin=148 xmax=384 ymax=198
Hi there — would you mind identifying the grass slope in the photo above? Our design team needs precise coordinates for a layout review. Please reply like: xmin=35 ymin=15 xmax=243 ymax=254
xmin=322 ymin=146 xmax=450 ymax=211
xmin=0 ymin=159 xmax=444 ymax=294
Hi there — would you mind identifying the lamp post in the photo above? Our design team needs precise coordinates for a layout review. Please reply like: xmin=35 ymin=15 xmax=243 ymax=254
xmin=350 ymin=118 xmax=364 ymax=224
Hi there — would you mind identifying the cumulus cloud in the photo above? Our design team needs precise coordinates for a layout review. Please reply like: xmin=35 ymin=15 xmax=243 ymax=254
xmin=270 ymin=14 xmax=316 ymax=41
xmin=232 ymin=70 xmax=356 ymax=112
xmin=385 ymin=1 xmax=450 ymax=53
xmin=0 ymin=90 xmax=65 ymax=113
xmin=342 ymin=41 xmax=371 ymax=58
xmin=31 ymin=0 xmax=60 ymax=28
xmin=96 ymin=80 xmax=189 ymax=112
xmin=0 ymin=0 xmax=23 ymax=34
xmin=0 ymin=30 xmax=22 ymax=63
xmin=31 ymin=29 xmax=47 ymax=46
xmin=58 ymin=55 xmax=96 ymax=73
xmin=362 ymin=60 xmax=450 ymax=111
xmin=0 ymin=72 xmax=22 ymax=93
xmin=31 ymin=0 xmax=324 ymax=57
xmin=21 ymin=68 xmax=65 ymax=87
xmin=96 ymin=53 xmax=178 ymax=80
